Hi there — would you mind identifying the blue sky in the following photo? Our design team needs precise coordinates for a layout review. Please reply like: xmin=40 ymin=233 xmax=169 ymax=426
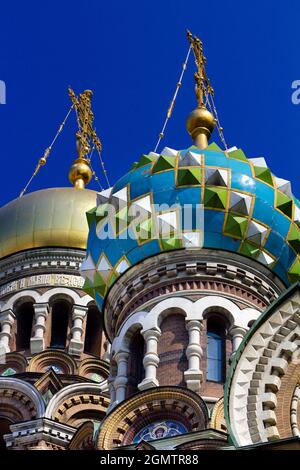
xmin=1 ymin=0 xmax=300 ymax=205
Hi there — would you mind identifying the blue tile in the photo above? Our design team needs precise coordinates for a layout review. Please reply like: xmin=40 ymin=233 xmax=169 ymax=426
xmin=176 ymin=187 xmax=201 ymax=205
xmin=264 ymin=230 xmax=285 ymax=259
xmin=130 ymin=175 xmax=152 ymax=200
xmin=204 ymin=230 xmax=223 ymax=249
xmin=153 ymin=188 xmax=180 ymax=207
xmin=273 ymin=262 xmax=290 ymax=287
xmin=271 ymin=211 xmax=291 ymax=238
xmin=227 ymin=159 xmax=252 ymax=177
xmin=277 ymin=243 xmax=296 ymax=270
xmin=222 ymin=235 xmax=242 ymax=252
xmin=204 ymin=151 xmax=228 ymax=167
xmin=150 ymin=170 xmax=176 ymax=193
xmin=254 ymin=181 xmax=275 ymax=205
xmin=126 ymin=246 xmax=145 ymax=265
xmin=140 ymin=239 xmax=161 ymax=258
xmin=230 ymin=172 xmax=256 ymax=194
xmin=95 ymin=292 xmax=104 ymax=310
xmin=252 ymin=199 xmax=274 ymax=226
xmin=204 ymin=209 xmax=225 ymax=234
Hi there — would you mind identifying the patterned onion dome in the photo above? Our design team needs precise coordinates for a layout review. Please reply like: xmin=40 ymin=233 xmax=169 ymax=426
xmin=0 ymin=187 xmax=97 ymax=258
xmin=81 ymin=142 xmax=300 ymax=309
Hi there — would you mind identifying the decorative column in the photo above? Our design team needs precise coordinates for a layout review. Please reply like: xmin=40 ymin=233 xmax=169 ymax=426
xmin=30 ymin=303 xmax=49 ymax=354
xmin=106 ymin=364 xmax=117 ymax=413
xmin=0 ymin=309 xmax=15 ymax=356
xmin=138 ymin=327 xmax=161 ymax=391
xmin=113 ymin=350 xmax=129 ymax=405
xmin=229 ymin=325 xmax=247 ymax=353
xmin=184 ymin=320 xmax=203 ymax=393
xmin=68 ymin=305 xmax=88 ymax=356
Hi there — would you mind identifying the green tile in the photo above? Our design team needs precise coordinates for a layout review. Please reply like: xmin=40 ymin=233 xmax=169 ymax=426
xmin=228 ymin=148 xmax=247 ymax=161
xmin=287 ymin=224 xmax=300 ymax=253
xmin=276 ymin=191 xmax=293 ymax=218
xmin=136 ymin=154 xmax=157 ymax=168
xmin=83 ymin=278 xmax=96 ymax=298
xmin=177 ymin=168 xmax=202 ymax=186
xmin=224 ymin=214 xmax=248 ymax=238
xmin=1 ymin=367 xmax=16 ymax=377
xmin=204 ymin=187 xmax=227 ymax=209
xmin=93 ymin=272 xmax=107 ymax=297
xmin=152 ymin=155 xmax=176 ymax=173
xmin=239 ymin=242 xmax=260 ymax=258
xmin=161 ymin=236 xmax=182 ymax=251
xmin=288 ymin=257 xmax=300 ymax=283
xmin=207 ymin=142 xmax=223 ymax=151
xmin=254 ymin=166 xmax=273 ymax=186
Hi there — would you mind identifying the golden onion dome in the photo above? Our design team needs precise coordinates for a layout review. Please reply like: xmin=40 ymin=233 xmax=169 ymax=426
xmin=0 ymin=187 xmax=97 ymax=259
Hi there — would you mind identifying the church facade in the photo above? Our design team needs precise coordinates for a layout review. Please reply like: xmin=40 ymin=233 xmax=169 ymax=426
xmin=0 ymin=33 xmax=299 ymax=451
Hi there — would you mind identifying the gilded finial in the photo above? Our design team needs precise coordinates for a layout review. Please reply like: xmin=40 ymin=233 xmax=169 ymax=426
xmin=186 ymin=30 xmax=216 ymax=149
xmin=68 ymin=87 xmax=102 ymax=189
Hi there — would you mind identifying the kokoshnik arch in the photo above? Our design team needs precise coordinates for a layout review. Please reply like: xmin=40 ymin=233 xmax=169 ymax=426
xmin=0 ymin=31 xmax=299 ymax=451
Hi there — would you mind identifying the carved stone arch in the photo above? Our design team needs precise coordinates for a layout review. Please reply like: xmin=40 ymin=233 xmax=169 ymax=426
xmin=96 ymin=386 xmax=209 ymax=449
xmin=45 ymin=382 xmax=109 ymax=427
xmin=78 ymin=358 xmax=110 ymax=381
xmin=226 ymin=284 xmax=300 ymax=447
xmin=27 ymin=349 xmax=77 ymax=374
xmin=210 ymin=397 xmax=227 ymax=432
xmin=2 ymin=290 xmax=41 ymax=310
xmin=147 ymin=297 xmax=193 ymax=329
xmin=111 ymin=311 xmax=147 ymax=356
xmin=193 ymin=296 xmax=238 ymax=327
xmin=39 ymin=287 xmax=81 ymax=306
xmin=68 ymin=421 xmax=95 ymax=450
xmin=0 ymin=352 xmax=27 ymax=375
xmin=0 ymin=377 xmax=45 ymax=422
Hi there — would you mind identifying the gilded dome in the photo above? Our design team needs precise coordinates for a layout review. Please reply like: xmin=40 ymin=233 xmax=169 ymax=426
xmin=0 ymin=187 xmax=97 ymax=259
xmin=82 ymin=142 xmax=300 ymax=310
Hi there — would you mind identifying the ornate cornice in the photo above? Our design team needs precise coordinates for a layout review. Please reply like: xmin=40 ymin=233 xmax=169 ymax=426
xmin=4 ymin=418 xmax=76 ymax=449
xmin=0 ymin=247 xmax=85 ymax=286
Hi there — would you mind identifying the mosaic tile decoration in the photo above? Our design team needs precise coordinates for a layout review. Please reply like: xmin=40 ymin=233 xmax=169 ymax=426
xmin=81 ymin=143 xmax=300 ymax=309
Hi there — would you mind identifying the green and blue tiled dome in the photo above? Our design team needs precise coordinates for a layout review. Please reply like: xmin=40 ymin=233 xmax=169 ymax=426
xmin=81 ymin=142 xmax=300 ymax=310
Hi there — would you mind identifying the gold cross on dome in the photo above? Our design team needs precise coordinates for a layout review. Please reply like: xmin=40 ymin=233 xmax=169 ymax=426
xmin=187 ymin=30 xmax=214 ymax=107
xmin=68 ymin=87 xmax=102 ymax=160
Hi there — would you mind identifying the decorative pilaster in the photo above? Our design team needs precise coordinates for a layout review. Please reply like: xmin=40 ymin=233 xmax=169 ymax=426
xmin=138 ymin=327 xmax=161 ymax=391
xmin=0 ymin=309 xmax=15 ymax=355
xmin=68 ymin=305 xmax=88 ymax=356
xmin=30 ymin=303 xmax=49 ymax=354
xmin=113 ymin=350 xmax=129 ymax=405
xmin=229 ymin=326 xmax=247 ymax=353
xmin=184 ymin=320 xmax=203 ymax=393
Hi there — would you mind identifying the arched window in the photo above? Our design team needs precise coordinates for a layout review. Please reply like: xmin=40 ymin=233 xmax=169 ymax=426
xmin=84 ymin=306 xmax=102 ymax=356
xmin=16 ymin=302 xmax=34 ymax=351
xmin=50 ymin=300 xmax=70 ymax=349
xmin=207 ymin=316 xmax=226 ymax=383
xmin=126 ymin=330 xmax=145 ymax=397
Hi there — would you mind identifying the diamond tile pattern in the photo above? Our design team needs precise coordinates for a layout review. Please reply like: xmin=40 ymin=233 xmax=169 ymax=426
xmin=82 ymin=143 xmax=300 ymax=309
